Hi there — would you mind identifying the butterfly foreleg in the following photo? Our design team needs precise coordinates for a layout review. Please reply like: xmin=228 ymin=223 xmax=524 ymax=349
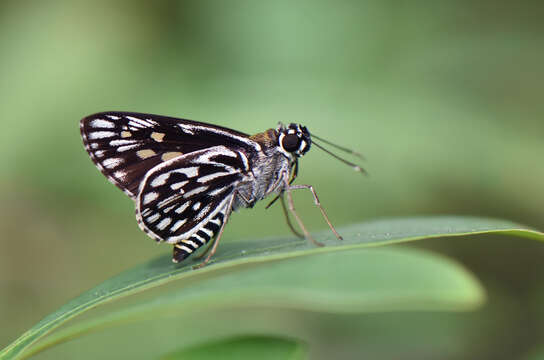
xmin=287 ymin=184 xmax=343 ymax=241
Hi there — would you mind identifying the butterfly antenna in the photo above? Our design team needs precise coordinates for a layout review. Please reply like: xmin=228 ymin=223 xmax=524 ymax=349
xmin=312 ymin=140 xmax=367 ymax=175
xmin=311 ymin=134 xmax=365 ymax=160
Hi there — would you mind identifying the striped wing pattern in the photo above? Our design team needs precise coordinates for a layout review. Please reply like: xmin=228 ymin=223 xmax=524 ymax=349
xmin=172 ymin=212 xmax=225 ymax=262
xmin=80 ymin=112 xmax=259 ymax=262
xmin=80 ymin=111 xmax=258 ymax=198
xmin=136 ymin=146 xmax=247 ymax=241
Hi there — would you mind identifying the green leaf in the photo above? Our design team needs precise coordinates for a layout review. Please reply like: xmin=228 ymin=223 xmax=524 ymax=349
xmin=1 ymin=216 xmax=542 ymax=359
xmin=160 ymin=336 xmax=308 ymax=360
xmin=25 ymin=247 xmax=482 ymax=359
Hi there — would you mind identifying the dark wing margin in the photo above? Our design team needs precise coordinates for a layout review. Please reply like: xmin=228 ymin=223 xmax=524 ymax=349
xmin=135 ymin=146 xmax=249 ymax=244
xmin=80 ymin=111 xmax=260 ymax=198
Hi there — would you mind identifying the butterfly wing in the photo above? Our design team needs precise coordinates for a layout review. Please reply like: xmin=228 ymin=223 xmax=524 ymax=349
xmin=136 ymin=146 xmax=249 ymax=246
xmin=80 ymin=111 xmax=259 ymax=197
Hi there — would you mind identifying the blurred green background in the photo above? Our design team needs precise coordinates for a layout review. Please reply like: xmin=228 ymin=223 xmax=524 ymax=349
xmin=1 ymin=0 xmax=543 ymax=359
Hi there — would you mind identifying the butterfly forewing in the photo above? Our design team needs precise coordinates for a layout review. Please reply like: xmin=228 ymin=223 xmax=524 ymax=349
xmin=80 ymin=112 xmax=259 ymax=197
xmin=136 ymin=146 xmax=249 ymax=243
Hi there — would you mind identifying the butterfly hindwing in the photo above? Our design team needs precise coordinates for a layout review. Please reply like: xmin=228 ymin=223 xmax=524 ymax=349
xmin=136 ymin=146 xmax=250 ymax=244
xmin=80 ymin=112 xmax=259 ymax=198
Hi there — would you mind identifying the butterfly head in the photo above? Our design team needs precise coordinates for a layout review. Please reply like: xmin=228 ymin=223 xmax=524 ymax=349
xmin=277 ymin=123 xmax=311 ymax=157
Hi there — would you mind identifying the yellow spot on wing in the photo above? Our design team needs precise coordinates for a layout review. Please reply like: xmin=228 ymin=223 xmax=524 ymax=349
xmin=137 ymin=149 xmax=156 ymax=159
xmin=121 ymin=131 xmax=132 ymax=138
xmin=151 ymin=132 xmax=165 ymax=142
xmin=162 ymin=152 xmax=183 ymax=161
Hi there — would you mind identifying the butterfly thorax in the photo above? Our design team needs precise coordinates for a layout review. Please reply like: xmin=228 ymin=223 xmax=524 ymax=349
xmin=232 ymin=129 xmax=293 ymax=210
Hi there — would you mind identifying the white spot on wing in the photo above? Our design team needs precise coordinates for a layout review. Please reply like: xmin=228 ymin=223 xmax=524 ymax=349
xmin=192 ymin=202 xmax=201 ymax=210
xmin=110 ymin=139 xmax=137 ymax=146
xmin=114 ymin=170 xmax=127 ymax=180
xmin=170 ymin=181 xmax=188 ymax=191
xmin=173 ymin=167 xmax=199 ymax=178
xmin=156 ymin=194 xmax=182 ymax=209
xmin=141 ymin=208 xmax=152 ymax=217
xmin=143 ymin=192 xmax=159 ymax=205
xmin=151 ymin=173 xmax=170 ymax=187
xmin=239 ymin=152 xmax=249 ymax=171
xmin=89 ymin=131 xmax=116 ymax=140
xmin=178 ymin=124 xmax=195 ymax=135
xmin=175 ymin=244 xmax=193 ymax=253
xmin=156 ymin=217 xmax=172 ymax=230
xmin=195 ymin=148 xmax=238 ymax=163
xmin=102 ymin=158 xmax=123 ymax=169
xmin=126 ymin=116 xmax=149 ymax=127
xmin=170 ymin=219 xmax=187 ymax=232
xmin=200 ymin=227 xmax=213 ymax=237
xmin=90 ymin=119 xmax=115 ymax=128
xmin=106 ymin=115 xmax=120 ymax=120
xmin=183 ymin=240 xmax=199 ymax=248
xmin=146 ymin=213 xmax=160 ymax=223
xmin=183 ymin=186 xmax=208 ymax=198
xmin=117 ymin=144 xmax=140 ymax=152
xmin=192 ymin=233 xmax=206 ymax=244
xmin=197 ymin=171 xmax=232 ymax=183
xmin=175 ymin=202 xmax=190 ymax=214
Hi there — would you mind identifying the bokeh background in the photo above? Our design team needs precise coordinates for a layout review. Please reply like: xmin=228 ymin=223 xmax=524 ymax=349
xmin=1 ymin=1 xmax=543 ymax=359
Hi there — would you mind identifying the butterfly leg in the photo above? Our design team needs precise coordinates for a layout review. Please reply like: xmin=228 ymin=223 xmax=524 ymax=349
xmin=288 ymin=184 xmax=343 ymax=241
xmin=283 ymin=178 xmax=325 ymax=247
xmin=280 ymin=195 xmax=304 ymax=239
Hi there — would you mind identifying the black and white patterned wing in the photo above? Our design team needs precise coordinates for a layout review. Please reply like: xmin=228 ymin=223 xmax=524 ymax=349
xmin=135 ymin=146 xmax=250 ymax=254
xmin=80 ymin=112 xmax=259 ymax=198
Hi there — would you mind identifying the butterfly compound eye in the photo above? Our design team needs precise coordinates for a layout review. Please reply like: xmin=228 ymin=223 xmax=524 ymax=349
xmin=281 ymin=133 xmax=301 ymax=152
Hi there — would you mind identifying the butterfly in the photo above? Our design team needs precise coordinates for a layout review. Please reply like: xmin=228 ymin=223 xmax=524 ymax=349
xmin=80 ymin=112 xmax=365 ymax=267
